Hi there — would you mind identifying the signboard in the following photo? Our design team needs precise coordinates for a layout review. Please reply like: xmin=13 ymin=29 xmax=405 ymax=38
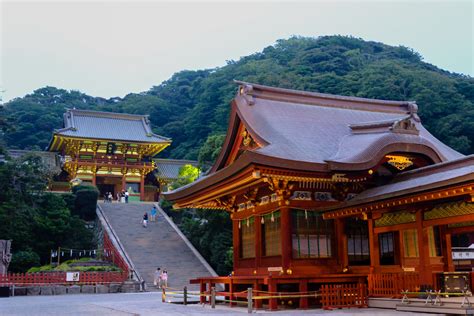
xmin=66 ymin=272 xmax=80 ymax=282
xmin=402 ymin=267 xmax=415 ymax=272
xmin=267 ymin=267 xmax=283 ymax=272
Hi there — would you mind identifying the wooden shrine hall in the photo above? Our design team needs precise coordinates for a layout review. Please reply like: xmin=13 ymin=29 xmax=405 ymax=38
xmin=48 ymin=109 xmax=171 ymax=201
xmin=164 ymin=81 xmax=474 ymax=309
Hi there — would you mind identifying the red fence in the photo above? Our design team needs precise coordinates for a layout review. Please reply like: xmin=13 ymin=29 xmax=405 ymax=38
xmin=320 ymin=283 xmax=367 ymax=309
xmin=0 ymin=271 xmax=127 ymax=286
xmin=368 ymin=273 xmax=420 ymax=297
xmin=103 ymin=231 xmax=129 ymax=275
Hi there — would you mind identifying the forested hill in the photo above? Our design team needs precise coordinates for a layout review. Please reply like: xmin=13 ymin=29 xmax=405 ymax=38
xmin=3 ymin=36 xmax=474 ymax=160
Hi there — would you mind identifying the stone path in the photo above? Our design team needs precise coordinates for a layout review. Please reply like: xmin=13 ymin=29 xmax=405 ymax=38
xmin=100 ymin=202 xmax=215 ymax=291
xmin=0 ymin=292 xmax=437 ymax=316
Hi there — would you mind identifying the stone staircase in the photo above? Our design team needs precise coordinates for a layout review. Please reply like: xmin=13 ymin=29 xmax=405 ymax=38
xmin=99 ymin=202 xmax=216 ymax=291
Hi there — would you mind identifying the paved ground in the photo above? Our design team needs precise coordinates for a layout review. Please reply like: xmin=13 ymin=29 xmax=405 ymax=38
xmin=100 ymin=202 xmax=214 ymax=291
xmin=0 ymin=293 xmax=435 ymax=316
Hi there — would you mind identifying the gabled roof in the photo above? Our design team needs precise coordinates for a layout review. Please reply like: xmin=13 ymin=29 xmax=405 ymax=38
xmin=154 ymin=159 xmax=198 ymax=181
xmin=164 ymin=82 xmax=464 ymax=203
xmin=213 ymin=81 xmax=462 ymax=172
xmin=52 ymin=109 xmax=170 ymax=144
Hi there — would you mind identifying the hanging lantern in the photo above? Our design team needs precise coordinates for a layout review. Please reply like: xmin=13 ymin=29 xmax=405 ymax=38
xmin=238 ymin=221 xmax=241 ymax=229
xmin=61 ymin=252 xmax=64 ymax=257
xmin=261 ymin=217 xmax=265 ymax=224
xmin=305 ymin=210 xmax=308 ymax=220
xmin=271 ymin=212 xmax=275 ymax=222
xmin=246 ymin=218 xmax=250 ymax=227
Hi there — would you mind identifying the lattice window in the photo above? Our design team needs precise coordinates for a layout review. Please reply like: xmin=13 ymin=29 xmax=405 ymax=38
xmin=240 ymin=217 xmax=255 ymax=258
xmin=291 ymin=210 xmax=333 ymax=259
xmin=346 ymin=218 xmax=370 ymax=265
xmin=262 ymin=211 xmax=281 ymax=256
xmin=403 ymin=229 xmax=419 ymax=258
xmin=379 ymin=232 xmax=398 ymax=265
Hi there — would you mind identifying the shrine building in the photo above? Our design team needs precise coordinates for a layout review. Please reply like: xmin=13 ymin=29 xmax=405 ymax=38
xmin=164 ymin=82 xmax=474 ymax=309
xmin=48 ymin=109 xmax=171 ymax=201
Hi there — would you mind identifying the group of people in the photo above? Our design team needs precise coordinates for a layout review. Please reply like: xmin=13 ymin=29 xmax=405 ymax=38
xmin=142 ymin=206 xmax=158 ymax=228
xmin=153 ymin=267 xmax=168 ymax=289
xmin=103 ymin=190 xmax=129 ymax=203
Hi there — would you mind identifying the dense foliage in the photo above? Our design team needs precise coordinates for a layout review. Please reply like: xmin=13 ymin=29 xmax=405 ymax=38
xmin=3 ymin=36 xmax=473 ymax=158
xmin=0 ymin=153 xmax=95 ymax=272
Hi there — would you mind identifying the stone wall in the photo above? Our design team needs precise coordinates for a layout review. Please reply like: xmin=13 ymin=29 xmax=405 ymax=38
xmin=8 ymin=282 xmax=141 ymax=296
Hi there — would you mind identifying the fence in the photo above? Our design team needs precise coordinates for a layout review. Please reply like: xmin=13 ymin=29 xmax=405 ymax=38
xmin=320 ymin=283 xmax=367 ymax=309
xmin=103 ymin=231 xmax=129 ymax=275
xmin=368 ymin=273 xmax=420 ymax=297
xmin=0 ymin=271 xmax=127 ymax=286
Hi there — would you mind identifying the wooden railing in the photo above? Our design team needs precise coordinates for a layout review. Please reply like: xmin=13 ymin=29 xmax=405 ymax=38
xmin=0 ymin=271 xmax=127 ymax=286
xmin=103 ymin=231 xmax=129 ymax=275
xmin=368 ymin=273 xmax=420 ymax=297
xmin=320 ymin=283 xmax=368 ymax=309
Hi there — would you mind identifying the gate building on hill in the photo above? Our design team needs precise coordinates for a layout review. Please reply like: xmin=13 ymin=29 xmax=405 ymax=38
xmin=164 ymin=82 xmax=474 ymax=309
xmin=47 ymin=109 xmax=171 ymax=201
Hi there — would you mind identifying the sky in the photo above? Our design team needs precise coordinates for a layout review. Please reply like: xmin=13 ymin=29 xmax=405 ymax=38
xmin=1 ymin=0 xmax=473 ymax=102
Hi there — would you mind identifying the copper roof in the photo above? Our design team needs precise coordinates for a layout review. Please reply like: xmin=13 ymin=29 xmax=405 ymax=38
xmin=322 ymin=155 xmax=474 ymax=212
xmin=51 ymin=109 xmax=170 ymax=144
xmin=154 ymin=159 xmax=198 ymax=181
xmin=164 ymin=82 xmax=464 ymax=202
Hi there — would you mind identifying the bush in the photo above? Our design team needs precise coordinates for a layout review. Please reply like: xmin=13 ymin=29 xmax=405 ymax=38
xmin=73 ymin=185 xmax=99 ymax=221
xmin=10 ymin=250 xmax=41 ymax=273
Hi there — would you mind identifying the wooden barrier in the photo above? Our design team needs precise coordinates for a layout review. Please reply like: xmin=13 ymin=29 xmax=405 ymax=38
xmin=368 ymin=273 xmax=420 ymax=297
xmin=0 ymin=271 xmax=127 ymax=286
xmin=320 ymin=283 xmax=367 ymax=309
xmin=103 ymin=231 xmax=129 ymax=275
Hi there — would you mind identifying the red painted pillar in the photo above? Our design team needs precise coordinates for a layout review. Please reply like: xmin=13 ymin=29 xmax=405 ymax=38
xmin=200 ymin=281 xmax=206 ymax=303
xmin=232 ymin=219 xmax=240 ymax=273
xmin=139 ymin=175 xmax=145 ymax=201
xmin=280 ymin=207 xmax=292 ymax=271
xmin=299 ymin=280 xmax=308 ymax=309
xmin=268 ymin=278 xmax=278 ymax=310
xmin=253 ymin=281 xmax=262 ymax=309
xmin=255 ymin=215 xmax=262 ymax=272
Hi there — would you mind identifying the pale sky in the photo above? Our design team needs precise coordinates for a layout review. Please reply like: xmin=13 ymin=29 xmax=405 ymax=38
xmin=1 ymin=0 xmax=473 ymax=102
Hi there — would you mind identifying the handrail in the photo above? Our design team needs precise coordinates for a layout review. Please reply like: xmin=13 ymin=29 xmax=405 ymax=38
xmin=96 ymin=204 xmax=145 ymax=291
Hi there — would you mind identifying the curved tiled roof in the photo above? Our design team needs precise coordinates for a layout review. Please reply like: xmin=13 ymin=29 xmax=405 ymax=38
xmin=53 ymin=109 xmax=170 ymax=143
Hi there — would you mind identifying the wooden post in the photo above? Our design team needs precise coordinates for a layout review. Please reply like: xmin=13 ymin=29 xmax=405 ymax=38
xmin=232 ymin=220 xmax=240 ymax=272
xmin=255 ymin=215 xmax=262 ymax=271
xmin=140 ymin=174 xmax=145 ymax=201
xmin=445 ymin=231 xmax=455 ymax=272
xmin=183 ymin=286 xmax=187 ymax=305
xmin=268 ymin=278 xmax=278 ymax=311
xmin=247 ymin=287 xmax=253 ymax=313
xmin=200 ymin=281 xmax=206 ymax=304
xmin=335 ymin=218 xmax=348 ymax=268
xmin=211 ymin=287 xmax=216 ymax=308
xmin=162 ymin=287 xmax=166 ymax=302
xmin=253 ymin=281 xmax=262 ymax=309
xmin=121 ymin=175 xmax=126 ymax=192
xmin=417 ymin=210 xmax=432 ymax=286
xmin=92 ymin=173 xmax=97 ymax=186
xmin=367 ymin=217 xmax=379 ymax=273
xmin=299 ymin=279 xmax=309 ymax=309
xmin=280 ymin=207 xmax=292 ymax=271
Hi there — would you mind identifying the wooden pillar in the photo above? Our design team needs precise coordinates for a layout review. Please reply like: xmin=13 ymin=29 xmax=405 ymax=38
xmin=268 ymin=278 xmax=278 ymax=310
xmin=139 ymin=174 xmax=145 ymax=201
xmin=367 ymin=217 xmax=379 ymax=274
xmin=445 ymin=230 xmax=455 ymax=272
xmin=416 ymin=210 xmax=431 ymax=285
xmin=121 ymin=174 xmax=126 ymax=192
xmin=299 ymin=280 xmax=308 ymax=309
xmin=280 ymin=207 xmax=292 ymax=271
xmin=232 ymin=220 xmax=240 ymax=272
xmin=335 ymin=218 xmax=348 ymax=269
xmin=200 ymin=281 xmax=206 ymax=303
xmin=253 ymin=281 xmax=262 ymax=309
xmin=92 ymin=173 xmax=97 ymax=186
xmin=229 ymin=278 xmax=235 ymax=307
xmin=255 ymin=215 xmax=262 ymax=272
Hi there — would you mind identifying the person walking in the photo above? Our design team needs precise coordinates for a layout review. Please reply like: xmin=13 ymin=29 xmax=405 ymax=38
xmin=150 ymin=206 xmax=157 ymax=222
xmin=125 ymin=191 xmax=129 ymax=203
xmin=142 ymin=212 xmax=148 ymax=228
xmin=161 ymin=269 xmax=168 ymax=288
xmin=154 ymin=267 xmax=161 ymax=288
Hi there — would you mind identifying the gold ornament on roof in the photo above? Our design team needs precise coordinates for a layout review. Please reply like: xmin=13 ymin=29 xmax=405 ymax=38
xmin=386 ymin=155 xmax=413 ymax=170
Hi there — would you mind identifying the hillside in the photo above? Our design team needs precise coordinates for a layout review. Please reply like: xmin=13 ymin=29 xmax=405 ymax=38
xmin=3 ymin=36 xmax=474 ymax=160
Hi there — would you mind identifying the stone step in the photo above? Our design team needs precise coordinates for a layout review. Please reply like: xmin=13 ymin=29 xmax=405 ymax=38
xmin=100 ymin=202 xmax=216 ymax=291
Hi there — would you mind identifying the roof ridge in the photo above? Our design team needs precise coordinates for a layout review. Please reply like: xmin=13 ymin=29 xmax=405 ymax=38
xmin=67 ymin=109 xmax=149 ymax=120
xmin=234 ymin=80 xmax=418 ymax=114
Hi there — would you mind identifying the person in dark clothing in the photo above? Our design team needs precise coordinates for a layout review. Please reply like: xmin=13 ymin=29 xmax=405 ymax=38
xmin=142 ymin=212 xmax=148 ymax=228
